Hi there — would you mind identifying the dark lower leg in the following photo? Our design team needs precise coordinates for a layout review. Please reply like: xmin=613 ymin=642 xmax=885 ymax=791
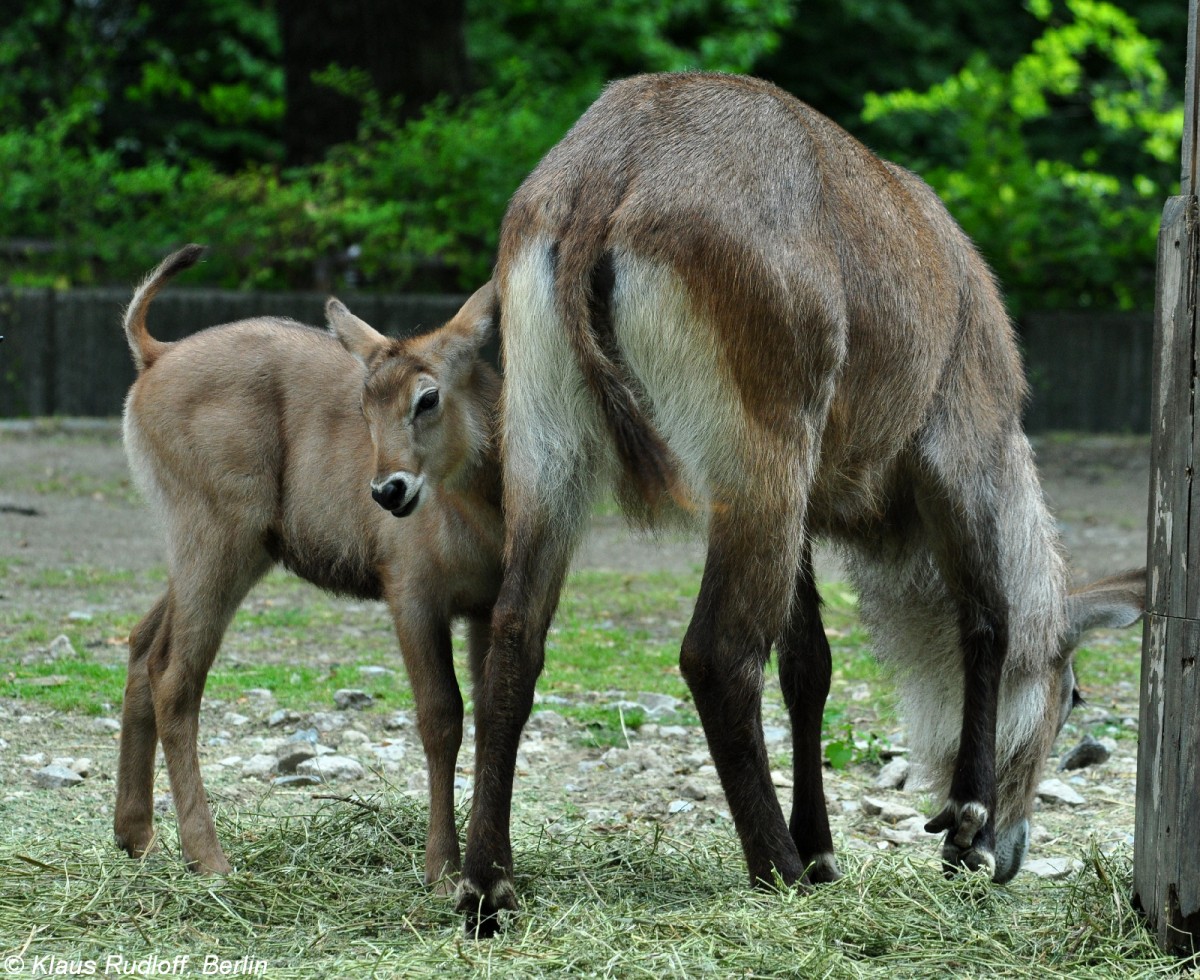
xmin=458 ymin=520 xmax=566 ymax=935
xmin=680 ymin=531 xmax=802 ymax=888
xmin=777 ymin=547 xmax=839 ymax=881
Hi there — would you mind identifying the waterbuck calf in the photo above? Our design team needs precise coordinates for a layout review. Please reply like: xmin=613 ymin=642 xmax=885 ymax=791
xmin=456 ymin=72 xmax=1144 ymax=933
xmin=115 ymin=245 xmax=501 ymax=887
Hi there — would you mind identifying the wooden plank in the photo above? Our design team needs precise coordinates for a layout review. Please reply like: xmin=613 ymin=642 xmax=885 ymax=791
xmin=1145 ymin=197 xmax=1196 ymax=617
xmin=1134 ymin=614 xmax=1200 ymax=955
xmin=1184 ymin=0 xmax=1199 ymax=196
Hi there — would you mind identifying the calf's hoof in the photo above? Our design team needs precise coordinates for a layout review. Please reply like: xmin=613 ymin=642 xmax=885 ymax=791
xmin=114 ymin=825 xmax=158 ymax=860
xmin=455 ymin=875 xmax=517 ymax=938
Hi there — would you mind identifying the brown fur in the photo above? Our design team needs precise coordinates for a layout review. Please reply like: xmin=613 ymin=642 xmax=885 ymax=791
xmin=114 ymin=247 xmax=502 ymax=888
xmin=458 ymin=73 xmax=1144 ymax=933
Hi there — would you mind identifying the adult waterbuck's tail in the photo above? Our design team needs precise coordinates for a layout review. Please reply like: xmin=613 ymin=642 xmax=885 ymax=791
xmin=122 ymin=243 xmax=207 ymax=371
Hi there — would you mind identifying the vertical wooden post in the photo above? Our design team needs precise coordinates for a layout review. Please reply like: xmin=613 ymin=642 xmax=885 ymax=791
xmin=1133 ymin=0 xmax=1200 ymax=957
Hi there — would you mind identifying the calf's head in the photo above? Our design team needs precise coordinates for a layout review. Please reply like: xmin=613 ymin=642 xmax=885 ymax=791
xmin=326 ymin=283 xmax=496 ymax=516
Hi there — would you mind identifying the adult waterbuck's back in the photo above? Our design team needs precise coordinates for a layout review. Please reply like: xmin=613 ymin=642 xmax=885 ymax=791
xmin=456 ymin=72 xmax=1144 ymax=934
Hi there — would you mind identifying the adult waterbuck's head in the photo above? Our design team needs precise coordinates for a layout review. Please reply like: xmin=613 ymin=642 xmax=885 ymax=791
xmin=327 ymin=283 xmax=497 ymax=519
xmin=452 ymin=72 xmax=1147 ymax=935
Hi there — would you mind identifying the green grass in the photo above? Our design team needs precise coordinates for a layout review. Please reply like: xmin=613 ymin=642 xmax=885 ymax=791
xmin=0 ymin=793 xmax=1186 ymax=978
xmin=2 ymin=557 xmax=1139 ymax=749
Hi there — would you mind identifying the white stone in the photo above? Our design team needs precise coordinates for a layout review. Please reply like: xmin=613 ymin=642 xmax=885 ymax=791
xmin=297 ymin=754 xmax=364 ymax=781
xmin=34 ymin=765 xmax=83 ymax=789
xmin=1036 ymin=778 xmax=1086 ymax=806
xmin=1024 ymin=857 xmax=1084 ymax=879
xmin=873 ymin=757 xmax=910 ymax=790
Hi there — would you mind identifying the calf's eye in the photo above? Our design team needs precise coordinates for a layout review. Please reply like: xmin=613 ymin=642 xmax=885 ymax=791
xmin=415 ymin=388 xmax=440 ymax=416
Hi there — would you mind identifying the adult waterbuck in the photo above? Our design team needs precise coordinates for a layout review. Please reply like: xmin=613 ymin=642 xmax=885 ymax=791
xmin=115 ymin=245 xmax=502 ymax=888
xmin=456 ymin=72 xmax=1144 ymax=933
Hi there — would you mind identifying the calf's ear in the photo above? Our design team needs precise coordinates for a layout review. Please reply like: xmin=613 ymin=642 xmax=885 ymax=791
xmin=1064 ymin=568 xmax=1146 ymax=648
xmin=327 ymin=298 xmax=390 ymax=365
xmin=421 ymin=280 xmax=498 ymax=378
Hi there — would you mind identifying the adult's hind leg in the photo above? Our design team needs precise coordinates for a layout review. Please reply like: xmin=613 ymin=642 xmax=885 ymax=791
xmin=680 ymin=500 xmax=808 ymax=888
xmin=776 ymin=542 xmax=841 ymax=883
xmin=146 ymin=547 xmax=269 ymax=872
xmin=914 ymin=434 xmax=1012 ymax=879
xmin=114 ymin=592 xmax=170 ymax=858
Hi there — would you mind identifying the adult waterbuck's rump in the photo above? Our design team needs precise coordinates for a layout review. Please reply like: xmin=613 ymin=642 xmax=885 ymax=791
xmin=456 ymin=72 xmax=1145 ymax=933
xmin=115 ymin=245 xmax=502 ymax=888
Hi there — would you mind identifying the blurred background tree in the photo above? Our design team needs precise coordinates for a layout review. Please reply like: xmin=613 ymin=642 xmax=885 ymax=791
xmin=0 ymin=0 xmax=1184 ymax=312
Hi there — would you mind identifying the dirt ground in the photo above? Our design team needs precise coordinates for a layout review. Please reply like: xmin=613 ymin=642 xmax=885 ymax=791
xmin=0 ymin=423 xmax=1150 ymax=881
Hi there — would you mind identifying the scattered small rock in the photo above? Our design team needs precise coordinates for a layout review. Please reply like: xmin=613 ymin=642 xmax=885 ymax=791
xmin=268 ymin=709 xmax=300 ymax=728
xmin=679 ymin=780 xmax=709 ymax=801
xmin=276 ymin=744 xmax=319 ymax=774
xmin=1024 ymin=857 xmax=1084 ymax=879
xmin=223 ymin=712 xmax=251 ymax=727
xmin=762 ymin=725 xmax=789 ymax=745
xmin=240 ymin=754 xmax=277 ymax=779
xmin=1036 ymin=778 xmax=1086 ymax=806
xmin=873 ymin=757 xmax=910 ymax=790
xmin=526 ymin=709 xmax=568 ymax=732
xmin=357 ymin=665 xmax=394 ymax=679
xmin=67 ymin=611 xmax=92 ymax=622
xmin=297 ymin=754 xmax=364 ymax=781
xmin=93 ymin=718 xmax=121 ymax=733
xmin=245 ymin=688 xmax=274 ymax=701
xmin=287 ymin=728 xmax=320 ymax=744
xmin=20 ymin=753 xmax=47 ymax=767
xmin=273 ymin=774 xmax=321 ymax=788
xmin=34 ymin=765 xmax=84 ymax=789
xmin=334 ymin=689 xmax=373 ymax=710
xmin=384 ymin=711 xmax=414 ymax=730
xmin=634 ymin=692 xmax=684 ymax=717
xmin=340 ymin=730 xmax=371 ymax=747
xmin=668 ymin=799 xmax=694 ymax=814
xmin=372 ymin=743 xmax=406 ymax=764
xmin=861 ymin=796 xmax=921 ymax=824
xmin=1058 ymin=735 xmax=1113 ymax=771
xmin=48 ymin=634 xmax=76 ymax=659
xmin=69 ymin=758 xmax=93 ymax=777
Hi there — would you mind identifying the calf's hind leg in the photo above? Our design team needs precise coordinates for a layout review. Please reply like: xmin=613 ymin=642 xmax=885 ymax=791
xmin=123 ymin=540 xmax=268 ymax=873
xmin=114 ymin=592 xmax=170 ymax=858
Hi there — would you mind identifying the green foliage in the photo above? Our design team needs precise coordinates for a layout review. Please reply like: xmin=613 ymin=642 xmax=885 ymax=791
xmin=0 ymin=0 xmax=1184 ymax=308
xmin=862 ymin=0 xmax=1182 ymax=312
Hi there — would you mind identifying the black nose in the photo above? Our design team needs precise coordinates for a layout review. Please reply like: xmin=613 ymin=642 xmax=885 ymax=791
xmin=372 ymin=477 xmax=407 ymax=511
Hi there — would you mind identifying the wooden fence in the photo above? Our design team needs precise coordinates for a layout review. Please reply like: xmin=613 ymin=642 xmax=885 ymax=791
xmin=0 ymin=288 xmax=470 ymax=418
xmin=0 ymin=286 xmax=1151 ymax=431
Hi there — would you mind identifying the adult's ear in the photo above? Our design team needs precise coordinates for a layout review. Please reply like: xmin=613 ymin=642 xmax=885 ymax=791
xmin=1064 ymin=568 xmax=1146 ymax=648
xmin=326 ymin=298 xmax=390 ymax=365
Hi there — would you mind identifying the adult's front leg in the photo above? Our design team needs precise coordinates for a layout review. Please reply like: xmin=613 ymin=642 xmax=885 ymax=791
xmin=456 ymin=516 xmax=578 ymax=937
